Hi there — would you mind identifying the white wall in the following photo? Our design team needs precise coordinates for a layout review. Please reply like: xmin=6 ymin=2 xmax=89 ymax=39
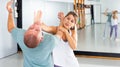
xmin=101 ymin=0 xmax=120 ymax=12
xmin=22 ymin=0 xmax=73 ymax=29
xmin=94 ymin=4 xmax=101 ymax=23
xmin=44 ymin=1 xmax=73 ymax=26
xmin=85 ymin=0 xmax=100 ymax=4
xmin=46 ymin=0 xmax=73 ymax=3
xmin=22 ymin=0 xmax=45 ymax=29
xmin=85 ymin=14 xmax=91 ymax=26
xmin=0 ymin=0 xmax=17 ymax=58
xmin=85 ymin=0 xmax=101 ymax=25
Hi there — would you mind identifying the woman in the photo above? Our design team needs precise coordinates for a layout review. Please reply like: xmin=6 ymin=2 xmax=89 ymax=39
xmin=110 ymin=10 xmax=118 ymax=40
xmin=42 ymin=11 xmax=79 ymax=67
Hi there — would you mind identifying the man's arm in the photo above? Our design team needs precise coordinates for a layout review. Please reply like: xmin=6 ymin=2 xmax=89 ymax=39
xmin=34 ymin=10 xmax=42 ymax=23
xmin=33 ymin=10 xmax=57 ymax=34
xmin=6 ymin=0 xmax=16 ymax=33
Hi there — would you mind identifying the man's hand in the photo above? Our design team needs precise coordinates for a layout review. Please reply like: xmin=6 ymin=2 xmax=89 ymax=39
xmin=34 ymin=10 xmax=42 ymax=23
xmin=6 ymin=0 xmax=13 ymax=13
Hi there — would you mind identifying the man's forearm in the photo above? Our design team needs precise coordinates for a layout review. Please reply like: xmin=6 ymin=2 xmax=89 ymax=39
xmin=7 ymin=13 xmax=15 ymax=33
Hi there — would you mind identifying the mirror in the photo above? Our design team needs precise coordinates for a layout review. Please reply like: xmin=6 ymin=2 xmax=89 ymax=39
xmin=75 ymin=0 xmax=120 ymax=57
xmin=19 ymin=0 xmax=120 ymax=57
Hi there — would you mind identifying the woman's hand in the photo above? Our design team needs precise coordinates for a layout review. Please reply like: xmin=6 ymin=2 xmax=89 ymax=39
xmin=58 ymin=26 xmax=77 ymax=50
xmin=58 ymin=12 xmax=64 ymax=21
xmin=58 ymin=12 xmax=64 ymax=26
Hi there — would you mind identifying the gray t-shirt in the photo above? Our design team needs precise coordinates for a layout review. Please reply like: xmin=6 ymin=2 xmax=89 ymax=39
xmin=11 ymin=28 xmax=59 ymax=67
xmin=107 ymin=13 xmax=112 ymax=23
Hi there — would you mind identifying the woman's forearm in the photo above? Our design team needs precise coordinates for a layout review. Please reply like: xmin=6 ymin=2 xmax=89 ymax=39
xmin=65 ymin=31 xmax=77 ymax=50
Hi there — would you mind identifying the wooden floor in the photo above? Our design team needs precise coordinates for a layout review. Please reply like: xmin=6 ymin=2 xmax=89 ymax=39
xmin=76 ymin=55 xmax=120 ymax=60
xmin=1 ymin=53 xmax=120 ymax=67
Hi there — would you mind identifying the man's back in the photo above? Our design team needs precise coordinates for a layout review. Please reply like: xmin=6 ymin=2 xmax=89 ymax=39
xmin=11 ymin=28 xmax=58 ymax=67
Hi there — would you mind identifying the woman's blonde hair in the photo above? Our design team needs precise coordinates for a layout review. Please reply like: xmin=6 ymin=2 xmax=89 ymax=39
xmin=113 ymin=10 xmax=118 ymax=19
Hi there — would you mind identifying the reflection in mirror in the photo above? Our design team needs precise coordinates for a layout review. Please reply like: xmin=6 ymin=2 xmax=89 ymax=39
xmin=75 ymin=0 xmax=120 ymax=56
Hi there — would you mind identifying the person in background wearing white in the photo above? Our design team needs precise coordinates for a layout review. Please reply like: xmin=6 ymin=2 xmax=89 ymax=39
xmin=110 ymin=10 xmax=118 ymax=40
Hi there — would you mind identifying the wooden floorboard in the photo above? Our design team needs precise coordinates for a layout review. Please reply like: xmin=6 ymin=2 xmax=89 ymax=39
xmin=76 ymin=55 xmax=120 ymax=60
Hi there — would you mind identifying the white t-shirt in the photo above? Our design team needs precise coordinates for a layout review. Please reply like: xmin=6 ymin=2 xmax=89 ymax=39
xmin=52 ymin=38 xmax=79 ymax=67
xmin=111 ymin=18 xmax=118 ymax=26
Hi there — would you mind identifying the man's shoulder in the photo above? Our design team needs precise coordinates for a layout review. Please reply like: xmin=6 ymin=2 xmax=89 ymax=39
xmin=43 ymin=32 xmax=54 ymax=37
xmin=43 ymin=32 xmax=58 ymax=41
xmin=12 ymin=28 xmax=26 ymax=32
xmin=11 ymin=28 xmax=26 ymax=37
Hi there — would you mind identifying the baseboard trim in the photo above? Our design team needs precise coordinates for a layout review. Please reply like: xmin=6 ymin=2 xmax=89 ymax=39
xmin=74 ymin=51 xmax=120 ymax=58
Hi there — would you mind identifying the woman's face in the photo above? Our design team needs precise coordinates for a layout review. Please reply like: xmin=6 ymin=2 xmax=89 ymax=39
xmin=62 ymin=14 xmax=76 ymax=29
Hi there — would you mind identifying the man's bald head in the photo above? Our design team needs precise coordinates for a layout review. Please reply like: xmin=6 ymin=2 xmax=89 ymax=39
xmin=24 ymin=22 xmax=43 ymax=48
xmin=24 ymin=32 xmax=40 ymax=48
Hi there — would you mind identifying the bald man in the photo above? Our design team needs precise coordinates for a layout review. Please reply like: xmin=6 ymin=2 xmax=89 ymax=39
xmin=6 ymin=0 xmax=59 ymax=67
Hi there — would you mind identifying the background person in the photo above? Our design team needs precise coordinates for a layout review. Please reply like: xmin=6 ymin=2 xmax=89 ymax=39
xmin=110 ymin=10 xmax=118 ymax=40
